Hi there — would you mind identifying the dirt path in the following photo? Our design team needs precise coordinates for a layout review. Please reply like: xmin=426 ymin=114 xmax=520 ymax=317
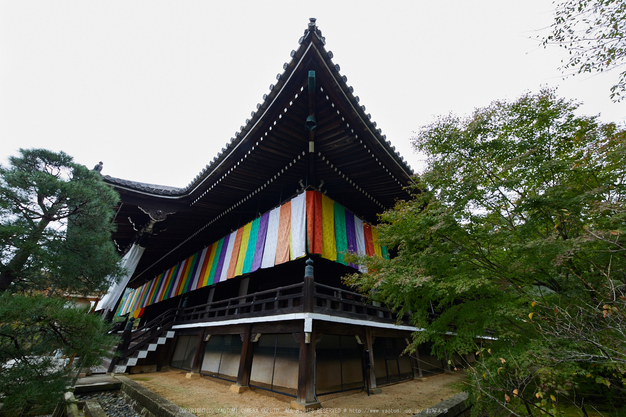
xmin=132 ymin=370 xmax=467 ymax=417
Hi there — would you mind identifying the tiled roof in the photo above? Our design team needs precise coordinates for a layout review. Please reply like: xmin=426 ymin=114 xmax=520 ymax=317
xmin=104 ymin=18 xmax=412 ymax=198
xmin=102 ymin=175 xmax=185 ymax=196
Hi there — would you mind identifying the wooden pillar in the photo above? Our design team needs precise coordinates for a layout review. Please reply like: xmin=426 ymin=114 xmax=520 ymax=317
xmin=291 ymin=321 xmax=320 ymax=411
xmin=231 ymin=324 xmax=254 ymax=393
xmin=187 ymin=329 xmax=207 ymax=378
xmin=365 ymin=327 xmax=382 ymax=394
xmin=291 ymin=259 xmax=320 ymax=411
xmin=410 ymin=340 xmax=423 ymax=378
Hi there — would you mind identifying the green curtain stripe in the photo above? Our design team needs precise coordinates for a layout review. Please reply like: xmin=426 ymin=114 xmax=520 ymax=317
xmin=165 ymin=263 xmax=181 ymax=299
xmin=208 ymin=237 xmax=224 ymax=286
xmin=334 ymin=202 xmax=348 ymax=265
xmin=185 ymin=252 xmax=201 ymax=293
xmin=243 ymin=217 xmax=260 ymax=274
xmin=148 ymin=273 xmax=164 ymax=305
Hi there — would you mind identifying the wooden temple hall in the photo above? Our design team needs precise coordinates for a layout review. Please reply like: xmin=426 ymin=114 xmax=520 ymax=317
xmin=95 ymin=19 xmax=445 ymax=410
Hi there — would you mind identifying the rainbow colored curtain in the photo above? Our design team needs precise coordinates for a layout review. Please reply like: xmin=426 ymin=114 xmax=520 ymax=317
xmin=117 ymin=191 xmax=388 ymax=316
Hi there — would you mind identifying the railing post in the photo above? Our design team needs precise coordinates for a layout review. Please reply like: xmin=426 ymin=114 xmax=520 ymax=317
xmin=250 ymin=295 xmax=256 ymax=313
xmin=303 ymin=258 xmax=314 ymax=313
xmin=274 ymin=288 xmax=281 ymax=310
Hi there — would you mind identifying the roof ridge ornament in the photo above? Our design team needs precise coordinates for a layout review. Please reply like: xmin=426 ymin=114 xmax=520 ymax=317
xmin=300 ymin=18 xmax=325 ymax=45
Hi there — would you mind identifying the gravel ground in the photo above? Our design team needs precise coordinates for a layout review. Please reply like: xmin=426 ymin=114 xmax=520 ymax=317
xmin=76 ymin=391 xmax=141 ymax=417
xmin=134 ymin=370 xmax=468 ymax=417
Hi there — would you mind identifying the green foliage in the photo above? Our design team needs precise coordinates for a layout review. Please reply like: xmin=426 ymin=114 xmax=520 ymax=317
xmin=0 ymin=294 xmax=118 ymax=414
xmin=0 ymin=148 xmax=123 ymax=294
xmin=346 ymin=89 xmax=626 ymax=415
xmin=0 ymin=149 xmax=123 ymax=413
xmin=544 ymin=0 xmax=626 ymax=101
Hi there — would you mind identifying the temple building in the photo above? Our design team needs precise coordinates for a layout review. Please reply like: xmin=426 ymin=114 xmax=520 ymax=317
xmin=96 ymin=19 xmax=444 ymax=410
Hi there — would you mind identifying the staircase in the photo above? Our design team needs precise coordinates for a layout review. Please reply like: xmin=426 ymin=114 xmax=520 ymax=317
xmin=113 ymin=329 xmax=175 ymax=373
xmin=109 ymin=308 xmax=179 ymax=374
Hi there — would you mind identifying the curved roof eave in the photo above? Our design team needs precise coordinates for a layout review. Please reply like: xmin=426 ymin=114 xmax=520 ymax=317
xmin=103 ymin=18 xmax=414 ymax=202
xmin=103 ymin=175 xmax=187 ymax=199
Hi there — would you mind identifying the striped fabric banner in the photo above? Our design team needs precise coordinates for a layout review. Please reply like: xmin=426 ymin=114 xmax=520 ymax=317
xmin=118 ymin=191 xmax=389 ymax=316
xmin=261 ymin=206 xmax=280 ymax=268
xmin=290 ymin=192 xmax=307 ymax=260
xmin=275 ymin=201 xmax=291 ymax=265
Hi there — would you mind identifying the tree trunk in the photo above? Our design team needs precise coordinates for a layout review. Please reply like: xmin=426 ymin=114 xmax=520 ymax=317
xmin=0 ymin=219 xmax=50 ymax=292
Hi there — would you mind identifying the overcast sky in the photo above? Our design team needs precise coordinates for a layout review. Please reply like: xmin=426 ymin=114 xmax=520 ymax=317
xmin=1 ymin=1 xmax=624 ymax=188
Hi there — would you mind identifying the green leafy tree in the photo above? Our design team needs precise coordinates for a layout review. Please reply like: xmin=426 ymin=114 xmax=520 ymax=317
xmin=0 ymin=295 xmax=115 ymax=412
xmin=346 ymin=89 xmax=626 ymax=415
xmin=544 ymin=0 xmax=626 ymax=101
xmin=0 ymin=149 xmax=122 ymax=414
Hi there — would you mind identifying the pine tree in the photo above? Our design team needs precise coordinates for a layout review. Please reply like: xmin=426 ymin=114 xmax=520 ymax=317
xmin=0 ymin=149 xmax=122 ymax=414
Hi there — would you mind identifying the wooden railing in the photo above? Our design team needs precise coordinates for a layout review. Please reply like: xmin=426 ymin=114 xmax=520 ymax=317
xmin=171 ymin=281 xmax=408 ymax=325
xmin=122 ymin=280 xmax=409 ymax=351
xmin=175 ymin=282 xmax=304 ymax=324
xmin=126 ymin=308 xmax=178 ymax=355
xmin=108 ymin=308 xmax=179 ymax=371
xmin=113 ymin=279 xmax=410 ymax=368
xmin=313 ymin=282 xmax=405 ymax=323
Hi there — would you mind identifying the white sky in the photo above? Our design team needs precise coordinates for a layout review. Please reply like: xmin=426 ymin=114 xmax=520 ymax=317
xmin=1 ymin=1 xmax=625 ymax=188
